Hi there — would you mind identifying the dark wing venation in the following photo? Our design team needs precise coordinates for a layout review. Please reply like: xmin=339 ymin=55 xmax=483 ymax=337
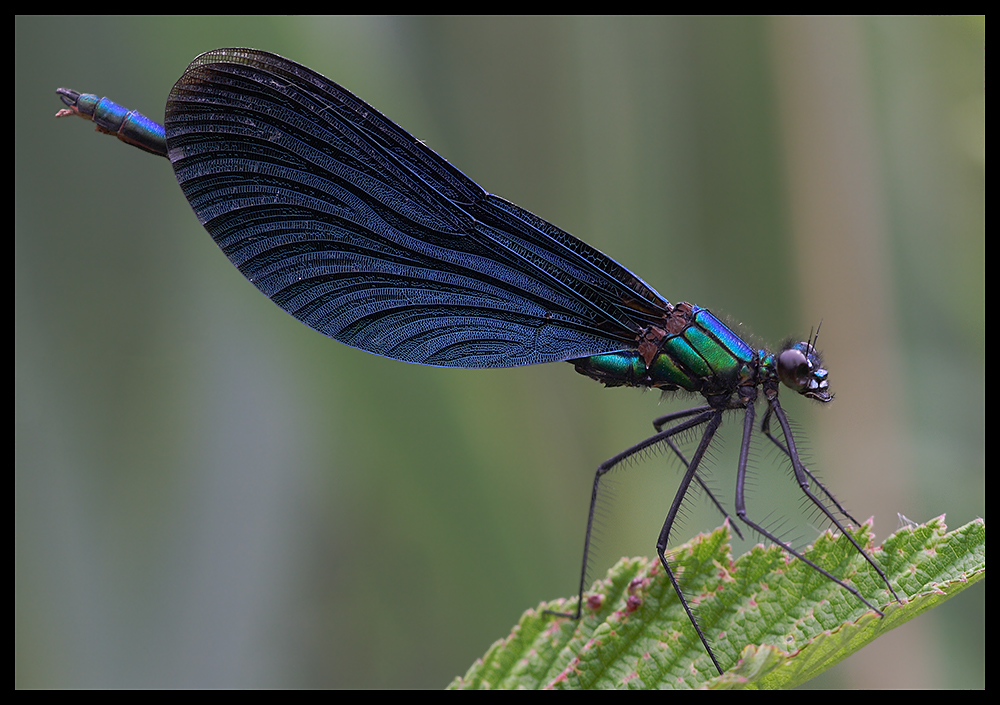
xmin=164 ymin=48 xmax=671 ymax=368
xmin=472 ymin=195 xmax=674 ymax=330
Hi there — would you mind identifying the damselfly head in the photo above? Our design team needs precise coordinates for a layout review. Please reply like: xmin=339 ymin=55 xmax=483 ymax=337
xmin=776 ymin=341 xmax=832 ymax=402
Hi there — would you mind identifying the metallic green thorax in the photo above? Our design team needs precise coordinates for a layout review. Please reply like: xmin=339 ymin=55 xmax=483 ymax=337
xmin=573 ymin=303 xmax=757 ymax=399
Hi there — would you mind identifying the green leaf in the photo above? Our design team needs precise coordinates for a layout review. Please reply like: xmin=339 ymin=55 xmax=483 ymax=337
xmin=448 ymin=516 xmax=984 ymax=690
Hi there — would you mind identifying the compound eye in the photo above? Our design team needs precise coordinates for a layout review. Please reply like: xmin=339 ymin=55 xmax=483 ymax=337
xmin=777 ymin=347 xmax=810 ymax=391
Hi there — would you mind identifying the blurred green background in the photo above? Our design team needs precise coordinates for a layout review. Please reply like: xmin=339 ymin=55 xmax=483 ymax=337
xmin=16 ymin=16 xmax=983 ymax=688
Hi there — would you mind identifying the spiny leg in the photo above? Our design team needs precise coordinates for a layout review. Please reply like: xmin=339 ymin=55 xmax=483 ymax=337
xmin=654 ymin=405 xmax=744 ymax=541
xmin=548 ymin=407 xmax=718 ymax=621
xmin=759 ymin=404 xmax=861 ymax=527
xmin=765 ymin=398 xmax=901 ymax=604
xmin=733 ymin=402 xmax=885 ymax=616
xmin=654 ymin=409 xmax=727 ymax=675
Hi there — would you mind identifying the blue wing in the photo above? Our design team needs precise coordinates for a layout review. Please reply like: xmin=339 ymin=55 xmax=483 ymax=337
xmin=165 ymin=48 xmax=671 ymax=368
